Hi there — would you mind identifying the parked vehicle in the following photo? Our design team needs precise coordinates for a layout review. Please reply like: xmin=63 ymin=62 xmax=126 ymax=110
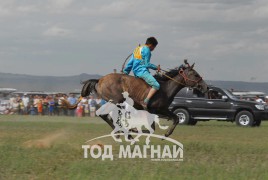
xmin=0 ymin=88 xmax=16 ymax=106
xmin=169 ymin=86 xmax=267 ymax=126
xmin=232 ymin=91 xmax=266 ymax=101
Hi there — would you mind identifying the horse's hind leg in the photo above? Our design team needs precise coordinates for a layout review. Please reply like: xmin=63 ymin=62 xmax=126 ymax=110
xmin=99 ymin=115 xmax=115 ymax=129
xmin=151 ymin=122 xmax=155 ymax=131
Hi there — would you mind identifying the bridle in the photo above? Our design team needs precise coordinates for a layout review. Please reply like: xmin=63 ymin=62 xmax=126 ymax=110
xmin=159 ymin=68 xmax=203 ymax=88
xmin=179 ymin=69 xmax=203 ymax=86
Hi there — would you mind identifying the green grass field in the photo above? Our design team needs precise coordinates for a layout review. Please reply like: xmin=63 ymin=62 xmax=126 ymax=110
xmin=0 ymin=115 xmax=268 ymax=180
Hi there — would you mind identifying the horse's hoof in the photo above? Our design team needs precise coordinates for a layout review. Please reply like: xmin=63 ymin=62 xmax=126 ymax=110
xmin=164 ymin=133 xmax=169 ymax=137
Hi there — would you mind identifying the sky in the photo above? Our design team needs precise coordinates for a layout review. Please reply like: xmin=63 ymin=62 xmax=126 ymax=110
xmin=0 ymin=0 xmax=268 ymax=82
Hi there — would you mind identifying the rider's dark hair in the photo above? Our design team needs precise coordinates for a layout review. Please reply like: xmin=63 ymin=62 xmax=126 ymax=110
xmin=146 ymin=37 xmax=158 ymax=47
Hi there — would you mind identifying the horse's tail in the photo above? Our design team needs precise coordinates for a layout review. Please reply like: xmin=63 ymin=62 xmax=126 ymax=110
xmin=81 ymin=79 xmax=99 ymax=97
xmin=61 ymin=79 xmax=99 ymax=110
xmin=154 ymin=115 xmax=169 ymax=130
xmin=60 ymin=96 xmax=83 ymax=110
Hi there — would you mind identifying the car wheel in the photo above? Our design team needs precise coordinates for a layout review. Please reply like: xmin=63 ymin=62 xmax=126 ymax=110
xmin=235 ymin=111 xmax=254 ymax=127
xmin=173 ymin=109 xmax=190 ymax=125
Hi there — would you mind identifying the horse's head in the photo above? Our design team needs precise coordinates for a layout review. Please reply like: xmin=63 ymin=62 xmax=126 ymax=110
xmin=179 ymin=60 xmax=208 ymax=94
xmin=96 ymin=101 xmax=117 ymax=116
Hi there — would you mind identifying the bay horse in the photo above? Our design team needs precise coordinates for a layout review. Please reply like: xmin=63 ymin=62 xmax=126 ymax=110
xmin=63 ymin=61 xmax=208 ymax=137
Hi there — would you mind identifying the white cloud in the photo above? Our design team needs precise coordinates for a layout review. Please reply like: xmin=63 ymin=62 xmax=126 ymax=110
xmin=43 ymin=26 xmax=72 ymax=37
xmin=0 ymin=0 xmax=268 ymax=82
xmin=91 ymin=24 xmax=106 ymax=32
xmin=49 ymin=0 xmax=73 ymax=9
xmin=79 ymin=1 xmax=134 ymax=17
xmin=253 ymin=0 xmax=268 ymax=18
xmin=16 ymin=5 xmax=39 ymax=13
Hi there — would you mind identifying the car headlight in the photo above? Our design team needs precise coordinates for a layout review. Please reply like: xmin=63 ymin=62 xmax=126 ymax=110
xmin=255 ymin=104 xmax=265 ymax=110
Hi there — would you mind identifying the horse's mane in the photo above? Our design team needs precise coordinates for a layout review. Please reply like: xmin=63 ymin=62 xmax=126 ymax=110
xmin=154 ymin=67 xmax=180 ymax=81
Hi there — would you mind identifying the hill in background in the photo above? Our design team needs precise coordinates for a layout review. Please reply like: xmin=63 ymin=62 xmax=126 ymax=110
xmin=1 ymin=72 xmax=268 ymax=94
xmin=0 ymin=72 xmax=101 ymax=92
xmin=207 ymin=80 xmax=268 ymax=94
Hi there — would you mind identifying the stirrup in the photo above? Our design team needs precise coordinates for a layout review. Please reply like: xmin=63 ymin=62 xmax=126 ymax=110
xmin=140 ymin=101 xmax=148 ymax=110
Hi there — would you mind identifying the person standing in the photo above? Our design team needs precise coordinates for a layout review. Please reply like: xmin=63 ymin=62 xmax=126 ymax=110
xmin=28 ymin=105 xmax=36 ymax=115
xmin=76 ymin=103 xmax=83 ymax=117
xmin=48 ymin=98 xmax=55 ymax=116
xmin=42 ymin=96 xmax=49 ymax=115
xmin=88 ymin=95 xmax=97 ymax=117
xmin=54 ymin=96 xmax=59 ymax=116
xmin=22 ymin=94 xmax=29 ymax=115
xmin=33 ymin=96 xmax=39 ymax=114
xmin=37 ymin=99 xmax=43 ymax=116
xmin=67 ymin=94 xmax=77 ymax=116
xmin=61 ymin=94 xmax=68 ymax=116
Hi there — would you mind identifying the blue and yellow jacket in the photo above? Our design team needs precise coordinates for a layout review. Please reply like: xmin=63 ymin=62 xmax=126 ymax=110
xmin=123 ymin=45 xmax=158 ymax=77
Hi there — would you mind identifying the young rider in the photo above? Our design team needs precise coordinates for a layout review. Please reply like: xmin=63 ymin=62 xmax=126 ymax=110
xmin=123 ymin=37 xmax=160 ymax=109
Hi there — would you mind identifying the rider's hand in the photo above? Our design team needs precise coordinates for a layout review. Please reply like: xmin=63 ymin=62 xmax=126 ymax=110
xmin=157 ymin=65 xmax=161 ymax=72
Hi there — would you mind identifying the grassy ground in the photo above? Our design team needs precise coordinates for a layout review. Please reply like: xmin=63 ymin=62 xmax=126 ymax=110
xmin=0 ymin=115 xmax=268 ymax=180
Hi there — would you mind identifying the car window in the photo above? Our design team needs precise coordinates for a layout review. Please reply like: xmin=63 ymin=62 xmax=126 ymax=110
xmin=193 ymin=89 xmax=205 ymax=98
xmin=225 ymin=90 xmax=238 ymax=100
xmin=176 ymin=88 xmax=205 ymax=98
xmin=208 ymin=90 xmax=222 ymax=99
xmin=176 ymin=87 xmax=192 ymax=98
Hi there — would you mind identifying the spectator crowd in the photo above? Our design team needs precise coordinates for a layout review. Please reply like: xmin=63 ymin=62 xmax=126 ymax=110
xmin=1 ymin=92 xmax=267 ymax=116
xmin=0 ymin=93 xmax=106 ymax=117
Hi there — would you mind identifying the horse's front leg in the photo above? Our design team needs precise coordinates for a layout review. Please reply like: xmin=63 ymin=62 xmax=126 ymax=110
xmin=161 ymin=109 xmax=179 ymax=137
xmin=99 ymin=115 xmax=115 ymax=129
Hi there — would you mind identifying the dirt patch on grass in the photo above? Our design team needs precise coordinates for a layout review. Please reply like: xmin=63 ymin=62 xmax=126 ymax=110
xmin=23 ymin=130 xmax=67 ymax=149
xmin=86 ymin=140 xmax=105 ymax=149
xmin=0 ymin=132 xmax=6 ymax=138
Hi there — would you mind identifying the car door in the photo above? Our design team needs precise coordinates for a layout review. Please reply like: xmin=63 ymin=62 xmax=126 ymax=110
xmin=204 ymin=89 xmax=234 ymax=118
xmin=181 ymin=88 xmax=210 ymax=117
xmin=187 ymin=97 xmax=210 ymax=117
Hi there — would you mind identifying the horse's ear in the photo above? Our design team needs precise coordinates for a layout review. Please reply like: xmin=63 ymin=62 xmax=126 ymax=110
xmin=190 ymin=63 xmax=195 ymax=69
xmin=184 ymin=59 xmax=190 ymax=68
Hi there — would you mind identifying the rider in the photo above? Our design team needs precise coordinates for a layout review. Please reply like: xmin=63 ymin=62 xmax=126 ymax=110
xmin=123 ymin=37 xmax=160 ymax=109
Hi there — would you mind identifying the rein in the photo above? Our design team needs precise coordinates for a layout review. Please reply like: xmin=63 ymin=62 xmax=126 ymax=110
xmin=159 ymin=69 xmax=202 ymax=86
xmin=159 ymin=70 xmax=185 ymax=86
